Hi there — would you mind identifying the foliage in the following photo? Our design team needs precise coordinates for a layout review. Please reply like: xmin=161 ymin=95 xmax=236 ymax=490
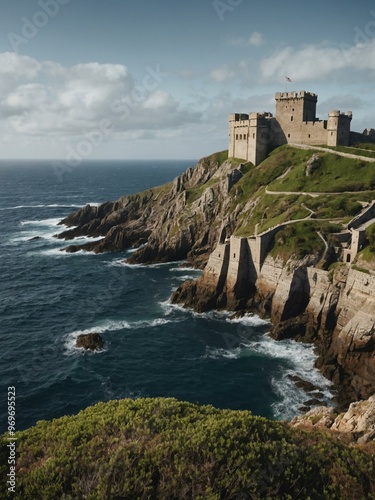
xmin=270 ymin=221 xmax=325 ymax=261
xmin=1 ymin=398 xmax=374 ymax=499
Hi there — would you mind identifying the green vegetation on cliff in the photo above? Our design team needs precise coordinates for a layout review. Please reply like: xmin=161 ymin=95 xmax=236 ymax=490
xmin=268 ymin=146 xmax=375 ymax=193
xmin=1 ymin=398 xmax=374 ymax=499
xmin=57 ymin=144 xmax=375 ymax=269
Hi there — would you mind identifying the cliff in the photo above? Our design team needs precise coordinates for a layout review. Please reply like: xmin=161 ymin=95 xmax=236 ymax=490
xmin=57 ymin=151 xmax=243 ymax=268
xmin=57 ymin=146 xmax=375 ymax=407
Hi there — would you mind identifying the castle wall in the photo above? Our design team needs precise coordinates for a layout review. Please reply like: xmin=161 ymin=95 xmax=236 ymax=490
xmin=204 ymin=242 xmax=230 ymax=288
xmin=229 ymin=90 xmax=354 ymax=165
xmin=348 ymin=201 xmax=375 ymax=230
xmin=270 ymin=119 xmax=328 ymax=146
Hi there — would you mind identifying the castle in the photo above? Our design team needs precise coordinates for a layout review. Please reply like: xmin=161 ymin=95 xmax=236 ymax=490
xmin=228 ymin=90 xmax=355 ymax=165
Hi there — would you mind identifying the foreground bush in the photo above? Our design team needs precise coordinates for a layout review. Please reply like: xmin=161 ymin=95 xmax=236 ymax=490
xmin=1 ymin=398 xmax=374 ymax=499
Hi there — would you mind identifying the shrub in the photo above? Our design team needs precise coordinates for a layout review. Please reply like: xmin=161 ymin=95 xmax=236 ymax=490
xmin=1 ymin=398 xmax=374 ymax=499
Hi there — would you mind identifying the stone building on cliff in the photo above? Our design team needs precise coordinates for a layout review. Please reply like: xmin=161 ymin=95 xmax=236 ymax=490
xmin=229 ymin=90 xmax=354 ymax=165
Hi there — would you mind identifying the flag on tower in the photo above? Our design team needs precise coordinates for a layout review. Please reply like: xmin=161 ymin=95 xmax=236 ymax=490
xmin=285 ymin=76 xmax=292 ymax=82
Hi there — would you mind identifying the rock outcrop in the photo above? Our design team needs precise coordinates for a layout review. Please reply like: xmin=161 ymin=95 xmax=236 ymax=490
xmin=291 ymin=395 xmax=375 ymax=444
xmin=76 ymin=333 xmax=104 ymax=351
xmin=56 ymin=153 xmax=246 ymax=268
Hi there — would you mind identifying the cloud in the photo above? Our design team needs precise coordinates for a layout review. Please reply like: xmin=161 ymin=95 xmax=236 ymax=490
xmin=209 ymin=65 xmax=236 ymax=82
xmin=260 ymin=39 xmax=375 ymax=82
xmin=0 ymin=53 xmax=201 ymax=145
xmin=248 ymin=32 xmax=264 ymax=46
xmin=0 ymin=52 xmax=42 ymax=80
xmin=208 ymin=59 xmax=255 ymax=85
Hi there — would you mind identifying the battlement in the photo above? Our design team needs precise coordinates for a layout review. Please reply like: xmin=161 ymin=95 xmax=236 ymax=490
xmin=229 ymin=113 xmax=249 ymax=122
xmin=275 ymin=90 xmax=317 ymax=101
xmin=328 ymin=110 xmax=353 ymax=119
xmin=249 ymin=112 xmax=273 ymax=120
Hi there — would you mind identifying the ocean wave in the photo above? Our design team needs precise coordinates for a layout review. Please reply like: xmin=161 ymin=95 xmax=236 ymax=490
xmin=159 ymin=300 xmax=190 ymax=316
xmin=271 ymin=369 xmax=333 ymax=420
xmin=64 ymin=317 xmax=173 ymax=353
xmin=112 ymin=261 xmax=146 ymax=269
xmin=29 ymin=248 xmax=98 ymax=258
xmin=227 ymin=313 xmax=270 ymax=327
xmin=169 ymin=266 xmax=202 ymax=273
xmin=175 ymin=275 xmax=200 ymax=282
xmin=246 ymin=336 xmax=334 ymax=419
xmin=21 ymin=217 xmax=63 ymax=227
xmin=147 ymin=260 xmax=184 ymax=269
xmin=202 ymin=346 xmax=241 ymax=360
xmin=0 ymin=204 xmax=83 ymax=211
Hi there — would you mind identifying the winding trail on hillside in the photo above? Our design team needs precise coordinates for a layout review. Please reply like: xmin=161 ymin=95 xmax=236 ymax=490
xmin=289 ymin=143 xmax=375 ymax=162
xmin=265 ymin=187 xmax=375 ymax=197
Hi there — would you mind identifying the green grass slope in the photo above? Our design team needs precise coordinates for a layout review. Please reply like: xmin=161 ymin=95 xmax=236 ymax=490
xmin=223 ymin=145 xmax=375 ymax=263
xmin=1 ymin=398 xmax=374 ymax=499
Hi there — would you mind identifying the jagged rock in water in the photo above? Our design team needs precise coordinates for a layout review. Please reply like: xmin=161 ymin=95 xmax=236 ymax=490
xmin=76 ymin=333 xmax=104 ymax=351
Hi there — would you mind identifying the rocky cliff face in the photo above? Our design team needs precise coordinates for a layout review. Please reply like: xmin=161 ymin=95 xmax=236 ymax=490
xmin=57 ymin=153 xmax=243 ymax=267
xmin=57 ymin=151 xmax=375 ymax=409
xmin=291 ymin=395 xmax=375 ymax=445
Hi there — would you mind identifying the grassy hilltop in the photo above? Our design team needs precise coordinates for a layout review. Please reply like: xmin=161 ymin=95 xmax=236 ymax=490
xmin=197 ymin=144 xmax=375 ymax=265
xmin=1 ymin=398 xmax=375 ymax=499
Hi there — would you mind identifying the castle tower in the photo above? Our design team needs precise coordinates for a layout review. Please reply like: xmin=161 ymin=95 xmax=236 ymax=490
xmin=247 ymin=113 xmax=271 ymax=166
xmin=228 ymin=113 xmax=250 ymax=160
xmin=275 ymin=91 xmax=318 ymax=127
xmin=327 ymin=110 xmax=352 ymax=146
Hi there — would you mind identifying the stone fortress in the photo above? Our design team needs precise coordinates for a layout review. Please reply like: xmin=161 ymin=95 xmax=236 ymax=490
xmin=229 ymin=90 xmax=375 ymax=165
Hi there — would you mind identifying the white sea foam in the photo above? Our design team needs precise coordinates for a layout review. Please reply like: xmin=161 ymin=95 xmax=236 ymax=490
xmin=169 ymin=266 xmax=202 ymax=273
xmin=0 ymin=204 xmax=82 ymax=211
xmin=21 ymin=217 xmax=62 ymax=227
xmin=64 ymin=317 xmax=173 ymax=353
xmin=196 ymin=328 xmax=334 ymax=419
xmin=247 ymin=336 xmax=334 ymax=419
xmin=159 ymin=300 xmax=190 ymax=316
xmin=226 ymin=313 xmax=270 ymax=327
xmin=203 ymin=346 xmax=241 ymax=360
xmin=31 ymin=248 xmax=98 ymax=257
xmin=147 ymin=260 xmax=184 ymax=269
xmin=175 ymin=274 xmax=199 ymax=282
xmin=116 ymin=261 xmax=146 ymax=269
xmin=270 ymin=369 xmax=334 ymax=420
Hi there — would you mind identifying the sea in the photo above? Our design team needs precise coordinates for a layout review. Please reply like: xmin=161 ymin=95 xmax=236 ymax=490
xmin=0 ymin=159 xmax=334 ymax=434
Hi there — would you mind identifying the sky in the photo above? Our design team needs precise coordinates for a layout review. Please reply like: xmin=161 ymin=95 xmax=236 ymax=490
xmin=0 ymin=0 xmax=375 ymax=160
